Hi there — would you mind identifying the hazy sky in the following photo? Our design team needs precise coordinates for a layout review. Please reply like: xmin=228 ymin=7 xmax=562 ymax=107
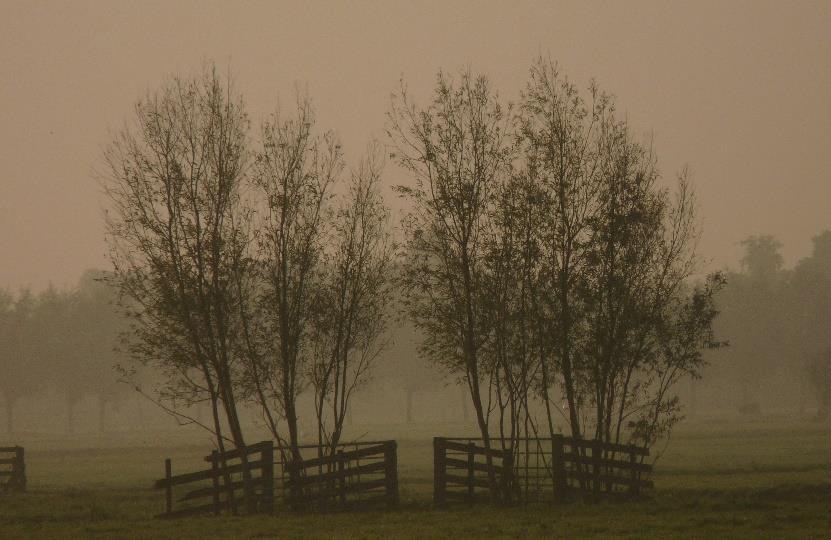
xmin=2 ymin=0 xmax=830 ymax=291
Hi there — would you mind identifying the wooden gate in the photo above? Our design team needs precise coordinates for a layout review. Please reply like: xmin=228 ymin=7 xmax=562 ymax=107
xmin=553 ymin=436 xmax=653 ymax=499
xmin=153 ymin=441 xmax=274 ymax=518
xmin=279 ymin=441 xmax=399 ymax=511
xmin=433 ymin=437 xmax=513 ymax=505
xmin=0 ymin=446 xmax=25 ymax=492
xmin=433 ymin=436 xmax=652 ymax=505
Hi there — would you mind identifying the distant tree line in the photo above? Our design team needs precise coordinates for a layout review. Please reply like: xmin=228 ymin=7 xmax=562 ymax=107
xmin=0 ymin=270 xmax=128 ymax=434
xmin=706 ymin=232 xmax=831 ymax=419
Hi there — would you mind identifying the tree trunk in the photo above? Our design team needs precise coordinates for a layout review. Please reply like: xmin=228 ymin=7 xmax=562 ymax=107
xmin=5 ymin=396 xmax=14 ymax=435
xmin=689 ymin=377 xmax=698 ymax=416
xmin=742 ymin=380 xmax=749 ymax=408
xmin=66 ymin=397 xmax=76 ymax=435
xmin=135 ymin=394 xmax=145 ymax=430
xmin=98 ymin=395 xmax=106 ymax=433
xmin=460 ymin=386 xmax=469 ymax=423
xmin=406 ymin=387 xmax=414 ymax=424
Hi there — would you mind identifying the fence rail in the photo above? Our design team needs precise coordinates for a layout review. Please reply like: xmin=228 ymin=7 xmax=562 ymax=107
xmin=279 ymin=440 xmax=398 ymax=511
xmin=0 ymin=446 xmax=25 ymax=492
xmin=556 ymin=436 xmax=653 ymax=498
xmin=154 ymin=439 xmax=399 ymax=517
xmin=434 ymin=436 xmax=652 ymax=505
xmin=153 ymin=440 xmax=274 ymax=519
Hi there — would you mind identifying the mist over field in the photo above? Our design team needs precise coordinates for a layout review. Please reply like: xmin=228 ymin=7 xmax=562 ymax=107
xmin=2 ymin=1 xmax=831 ymax=538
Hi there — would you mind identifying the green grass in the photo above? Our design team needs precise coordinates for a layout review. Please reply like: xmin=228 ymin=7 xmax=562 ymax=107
xmin=2 ymin=416 xmax=831 ymax=538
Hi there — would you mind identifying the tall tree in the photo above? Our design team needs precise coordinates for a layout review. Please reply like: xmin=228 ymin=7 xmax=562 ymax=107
xmin=713 ymin=235 xmax=787 ymax=411
xmin=790 ymin=231 xmax=831 ymax=416
xmin=73 ymin=269 xmax=130 ymax=433
xmin=388 ymin=69 xmax=513 ymax=497
xmin=35 ymin=286 xmax=84 ymax=433
xmin=102 ymin=66 xmax=252 ymax=459
xmin=516 ymin=58 xmax=724 ymax=451
xmin=241 ymin=95 xmax=342 ymax=462
xmin=0 ymin=289 xmax=41 ymax=434
xmin=308 ymin=147 xmax=394 ymax=453
xmin=516 ymin=58 xmax=614 ymax=441
xmin=481 ymin=169 xmax=544 ymax=446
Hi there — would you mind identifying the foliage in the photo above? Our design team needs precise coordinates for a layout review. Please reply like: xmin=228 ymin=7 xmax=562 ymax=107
xmin=388 ymin=69 xmax=514 ymax=493
xmin=389 ymin=58 xmax=725 ymax=467
xmin=709 ymin=230 xmax=831 ymax=416
xmin=102 ymin=65 xmax=253 ymax=453
xmin=102 ymin=67 xmax=394 ymax=465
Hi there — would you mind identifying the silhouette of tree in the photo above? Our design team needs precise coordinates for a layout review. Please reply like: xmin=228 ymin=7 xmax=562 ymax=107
xmin=0 ymin=289 xmax=41 ymax=434
xmin=236 ymin=94 xmax=342 ymax=463
xmin=740 ymin=235 xmax=784 ymax=281
xmin=388 ymin=68 xmax=513 ymax=496
xmin=102 ymin=65 xmax=253 ymax=461
xmin=307 ymin=147 xmax=395 ymax=452
xmin=712 ymin=235 xmax=788 ymax=412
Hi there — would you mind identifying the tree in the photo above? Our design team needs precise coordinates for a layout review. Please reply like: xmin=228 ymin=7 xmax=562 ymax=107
xmin=516 ymin=58 xmax=615 ymax=441
xmin=388 ymin=69 xmax=513 ymax=497
xmin=805 ymin=348 xmax=831 ymax=420
xmin=481 ymin=168 xmax=544 ymax=445
xmin=712 ymin=235 xmax=787 ymax=412
xmin=390 ymin=61 xmax=723 ymax=496
xmin=374 ymin=314 xmax=445 ymax=424
xmin=790 ymin=231 xmax=831 ymax=416
xmin=740 ymin=235 xmax=784 ymax=282
xmin=0 ymin=288 xmax=41 ymax=434
xmin=33 ymin=285 xmax=85 ymax=433
xmin=514 ymin=58 xmax=725 ymax=452
xmin=73 ymin=269 xmax=131 ymax=433
xmin=239 ymin=95 xmax=342 ymax=463
xmin=308 ymin=147 xmax=394 ymax=452
xmin=102 ymin=66 xmax=252 ymax=462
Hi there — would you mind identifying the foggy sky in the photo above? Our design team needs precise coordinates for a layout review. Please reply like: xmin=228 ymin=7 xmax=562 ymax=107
xmin=2 ymin=0 xmax=830 ymax=291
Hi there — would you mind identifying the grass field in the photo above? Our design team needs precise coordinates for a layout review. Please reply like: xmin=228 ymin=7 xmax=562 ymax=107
xmin=1 ymin=415 xmax=830 ymax=539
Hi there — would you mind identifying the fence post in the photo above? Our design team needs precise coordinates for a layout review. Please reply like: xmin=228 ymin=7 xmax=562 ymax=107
xmin=628 ymin=450 xmax=639 ymax=498
xmin=384 ymin=441 xmax=399 ymax=508
xmin=337 ymin=449 xmax=346 ymax=505
xmin=211 ymin=450 xmax=220 ymax=515
xmin=14 ymin=446 xmax=26 ymax=492
xmin=433 ymin=437 xmax=446 ymax=507
xmin=501 ymin=447 xmax=513 ymax=505
xmin=261 ymin=441 xmax=275 ymax=513
xmin=592 ymin=441 xmax=601 ymax=500
xmin=467 ymin=442 xmax=475 ymax=502
xmin=552 ymin=435 xmax=564 ymax=502
xmin=288 ymin=452 xmax=301 ymax=512
xmin=164 ymin=458 xmax=173 ymax=515
xmin=242 ymin=446 xmax=257 ymax=515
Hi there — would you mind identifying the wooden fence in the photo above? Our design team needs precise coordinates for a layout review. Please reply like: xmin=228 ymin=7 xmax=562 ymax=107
xmin=0 ymin=446 xmax=25 ymax=492
xmin=555 ymin=436 xmax=653 ymax=499
xmin=433 ymin=436 xmax=652 ymax=505
xmin=153 ymin=440 xmax=274 ymax=518
xmin=278 ymin=441 xmax=399 ymax=511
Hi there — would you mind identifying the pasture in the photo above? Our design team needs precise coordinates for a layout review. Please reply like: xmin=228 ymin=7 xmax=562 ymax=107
xmin=1 ymin=415 xmax=830 ymax=539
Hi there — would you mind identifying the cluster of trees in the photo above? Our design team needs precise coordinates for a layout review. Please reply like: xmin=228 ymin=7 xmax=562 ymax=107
xmin=102 ymin=59 xmax=722 ymax=487
xmin=388 ymin=58 xmax=724 ymax=477
xmin=0 ymin=270 xmax=127 ymax=434
xmin=103 ymin=67 xmax=394 ymax=466
xmin=707 ymin=232 xmax=831 ymax=418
